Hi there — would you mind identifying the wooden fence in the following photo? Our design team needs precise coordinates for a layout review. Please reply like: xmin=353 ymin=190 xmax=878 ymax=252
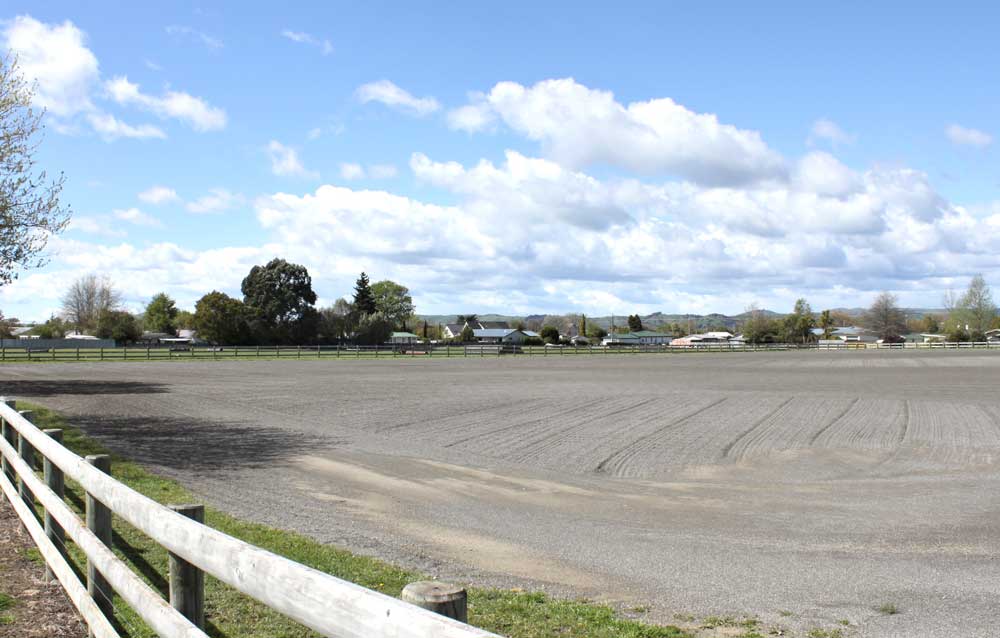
xmin=0 ymin=341 xmax=998 ymax=362
xmin=0 ymin=400 xmax=502 ymax=638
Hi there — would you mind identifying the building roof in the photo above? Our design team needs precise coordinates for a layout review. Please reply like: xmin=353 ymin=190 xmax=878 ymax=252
xmin=473 ymin=328 xmax=520 ymax=338
xmin=522 ymin=330 xmax=540 ymax=338
xmin=630 ymin=330 xmax=672 ymax=337
xmin=444 ymin=323 xmax=464 ymax=334
xmin=391 ymin=332 xmax=419 ymax=338
xmin=477 ymin=321 xmax=510 ymax=330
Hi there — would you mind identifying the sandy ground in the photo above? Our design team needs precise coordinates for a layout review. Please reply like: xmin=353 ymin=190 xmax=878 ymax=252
xmin=2 ymin=350 xmax=999 ymax=637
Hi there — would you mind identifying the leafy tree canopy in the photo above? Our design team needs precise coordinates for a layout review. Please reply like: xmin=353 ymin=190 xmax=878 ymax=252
xmin=193 ymin=291 xmax=251 ymax=345
xmin=371 ymin=279 xmax=415 ymax=329
xmin=242 ymin=259 xmax=317 ymax=327
xmin=96 ymin=310 xmax=141 ymax=344
xmin=144 ymin=292 xmax=179 ymax=333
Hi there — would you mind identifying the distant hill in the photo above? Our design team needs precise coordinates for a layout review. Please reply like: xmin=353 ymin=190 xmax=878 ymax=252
xmin=416 ymin=307 xmax=947 ymax=332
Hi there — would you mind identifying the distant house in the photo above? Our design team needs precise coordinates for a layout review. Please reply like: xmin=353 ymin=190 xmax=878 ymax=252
xmin=602 ymin=333 xmax=641 ymax=346
xmin=442 ymin=323 xmax=465 ymax=339
xmin=388 ymin=331 xmax=420 ymax=345
xmin=569 ymin=335 xmax=590 ymax=346
xmin=65 ymin=331 xmax=99 ymax=340
xmin=477 ymin=321 xmax=510 ymax=330
xmin=671 ymin=332 xmax=731 ymax=346
xmin=473 ymin=328 xmax=525 ymax=344
xmin=522 ymin=330 xmax=541 ymax=339
xmin=629 ymin=330 xmax=673 ymax=345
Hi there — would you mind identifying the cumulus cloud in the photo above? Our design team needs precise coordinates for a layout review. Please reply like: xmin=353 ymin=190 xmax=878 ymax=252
xmin=113 ymin=207 xmax=163 ymax=227
xmin=449 ymin=78 xmax=786 ymax=186
xmin=87 ymin=113 xmax=166 ymax=140
xmin=186 ymin=188 xmax=242 ymax=214
xmin=281 ymin=30 xmax=333 ymax=55
xmin=1 ymin=15 xmax=99 ymax=117
xmin=945 ymin=124 xmax=992 ymax=148
xmin=355 ymin=80 xmax=440 ymax=116
xmin=138 ymin=186 xmax=179 ymax=205
xmin=105 ymin=76 xmax=227 ymax=131
xmin=267 ymin=141 xmax=317 ymax=178
xmin=808 ymin=118 xmax=855 ymax=147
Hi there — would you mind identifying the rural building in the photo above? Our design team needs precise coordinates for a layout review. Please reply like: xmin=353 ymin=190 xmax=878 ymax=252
xmin=629 ymin=330 xmax=673 ymax=345
xmin=442 ymin=320 xmax=511 ymax=339
xmin=442 ymin=323 xmax=465 ymax=339
xmin=473 ymin=328 xmax=526 ymax=344
xmin=388 ymin=331 xmax=420 ymax=345
xmin=602 ymin=333 xmax=641 ymax=346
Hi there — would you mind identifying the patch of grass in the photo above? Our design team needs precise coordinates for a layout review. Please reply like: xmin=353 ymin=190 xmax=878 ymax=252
xmin=777 ymin=609 xmax=794 ymax=617
xmin=630 ymin=605 xmax=650 ymax=614
xmin=806 ymin=629 xmax=844 ymax=638
xmin=673 ymin=613 xmax=696 ymax=623
xmin=876 ymin=602 xmax=900 ymax=615
xmin=0 ymin=592 xmax=15 ymax=611
xmin=701 ymin=615 xmax=759 ymax=629
xmin=21 ymin=403 xmax=691 ymax=638
xmin=837 ymin=618 xmax=851 ymax=626
xmin=22 ymin=547 xmax=43 ymax=564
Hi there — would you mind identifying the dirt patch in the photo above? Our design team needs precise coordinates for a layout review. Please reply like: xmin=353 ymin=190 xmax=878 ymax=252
xmin=0 ymin=499 xmax=86 ymax=638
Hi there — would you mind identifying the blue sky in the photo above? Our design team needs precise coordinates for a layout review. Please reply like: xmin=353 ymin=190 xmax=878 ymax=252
xmin=3 ymin=2 xmax=999 ymax=320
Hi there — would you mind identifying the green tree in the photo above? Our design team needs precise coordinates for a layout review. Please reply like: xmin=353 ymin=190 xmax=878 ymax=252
xmin=352 ymin=272 xmax=377 ymax=316
xmin=627 ymin=314 xmax=643 ymax=331
xmin=175 ymin=310 xmax=195 ymax=330
xmin=241 ymin=259 xmax=318 ymax=344
xmin=540 ymin=325 xmax=561 ymax=344
xmin=36 ymin=316 xmax=65 ymax=339
xmin=587 ymin=325 xmax=608 ymax=341
xmin=193 ymin=291 xmax=251 ymax=345
xmin=460 ymin=324 xmax=475 ymax=343
xmin=144 ymin=293 xmax=179 ymax=333
xmin=354 ymin=313 xmax=393 ymax=345
xmin=95 ymin=310 xmax=141 ymax=344
xmin=921 ymin=314 xmax=941 ymax=334
xmin=953 ymin=274 xmax=997 ymax=336
xmin=456 ymin=314 xmax=478 ymax=325
xmin=0 ymin=54 xmax=71 ymax=286
xmin=371 ymin=280 xmax=415 ymax=329
xmin=782 ymin=298 xmax=815 ymax=344
xmin=580 ymin=314 xmax=587 ymax=337
xmin=742 ymin=305 xmax=779 ymax=344
xmin=819 ymin=309 xmax=834 ymax=339
xmin=863 ymin=291 xmax=906 ymax=341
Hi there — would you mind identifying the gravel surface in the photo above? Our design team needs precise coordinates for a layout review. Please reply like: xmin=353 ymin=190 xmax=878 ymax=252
xmin=3 ymin=350 xmax=1000 ymax=637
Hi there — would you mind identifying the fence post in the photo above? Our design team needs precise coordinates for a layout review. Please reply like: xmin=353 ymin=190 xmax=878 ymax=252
xmin=85 ymin=454 xmax=114 ymax=623
xmin=0 ymin=399 xmax=14 ymax=502
xmin=168 ymin=504 xmax=205 ymax=628
xmin=402 ymin=581 xmax=468 ymax=623
xmin=17 ymin=410 xmax=35 ymax=511
xmin=42 ymin=428 xmax=65 ymax=581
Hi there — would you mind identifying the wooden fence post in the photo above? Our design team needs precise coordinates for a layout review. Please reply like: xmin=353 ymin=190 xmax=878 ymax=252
xmin=0 ymin=399 xmax=14 ymax=502
xmin=43 ymin=428 xmax=66 ymax=581
xmin=85 ymin=454 xmax=114 ymax=623
xmin=168 ymin=504 xmax=205 ymax=628
xmin=17 ymin=410 xmax=35 ymax=510
xmin=402 ymin=581 xmax=467 ymax=623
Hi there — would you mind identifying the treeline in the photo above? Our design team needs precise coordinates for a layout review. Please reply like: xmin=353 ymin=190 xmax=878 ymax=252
xmin=32 ymin=260 xmax=417 ymax=346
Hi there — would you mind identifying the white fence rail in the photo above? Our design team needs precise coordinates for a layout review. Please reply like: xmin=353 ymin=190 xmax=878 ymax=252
xmin=0 ymin=400 xmax=502 ymax=638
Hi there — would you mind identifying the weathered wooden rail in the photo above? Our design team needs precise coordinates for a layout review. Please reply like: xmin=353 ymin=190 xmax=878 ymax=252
xmin=0 ymin=399 xmax=501 ymax=638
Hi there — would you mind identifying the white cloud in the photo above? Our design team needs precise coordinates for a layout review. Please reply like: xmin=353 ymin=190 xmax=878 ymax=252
xmin=447 ymin=94 xmax=496 ymax=132
xmin=355 ymin=80 xmax=440 ymax=116
xmin=452 ymin=78 xmax=785 ymax=185
xmin=267 ymin=141 xmax=317 ymax=178
xmin=87 ymin=113 xmax=167 ymax=140
xmin=281 ymin=30 xmax=333 ymax=55
xmin=67 ymin=216 xmax=127 ymax=238
xmin=138 ymin=186 xmax=179 ymax=205
xmin=186 ymin=188 xmax=242 ymax=214
xmin=105 ymin=76 xmax=227 ymax=131
xmin=945 ymin=124 xmax=992 ymax=148
xmin=339 ymin=163 xmax=398 ymax=180
xmin=793 ymin=152 xmax=862 ymax=198
xmin=165 ymin=25 xmax=223 ymax=49
xmin=808 ymin=118 xmax=855 ymax=147
xmin=1 ymin=15 xmax=99 ymax=117
xmin=113 ymin=207 xmax=163 ymax=227
xmin=339 ymin=163 xmax=365 ymax=180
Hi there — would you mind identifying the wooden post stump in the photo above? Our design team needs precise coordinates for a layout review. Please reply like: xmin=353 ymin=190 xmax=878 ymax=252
xmin=85 ymin=454 xmax=114 ymax=624
xmin=168 ymin=504 xmax=205 ymax=628
xmin=401 ymin=581 xmax=467 ymax=623
xmin=43 ymin=428 xmax=66 ymax=582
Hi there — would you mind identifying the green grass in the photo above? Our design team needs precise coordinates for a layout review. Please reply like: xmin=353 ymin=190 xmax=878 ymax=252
xmin=19 ymin=403 xmax=690 ymax=638
xmin=876 ymin=602 xmax=900 ymax=616
xmin=0 ymin=592 xmax=15 ymax=625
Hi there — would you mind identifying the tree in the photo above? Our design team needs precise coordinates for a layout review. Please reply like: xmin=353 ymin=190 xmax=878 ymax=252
xmin=742 ymin=305 xmax=779 ymax=344
xmin=95 ymin=310 xmax=140 ymax=344
xmin=36 ymin=315 xmax=65 ymax=339
xmin=175 ymin=310 xmax=195 ymax=330
xmin=144 ymin=293 xmax=178 ymax=333
xmin=819 ymin=309 xmax=834 ymax=339
xmin=863 ymin=291 xmax=906 ymax=341
xmin=193 ymin=291 xmax=251 ymax=345
xmin=0 ymin=55 xmax=71 ymax=286
xmin=587 ymin=325 xmax=608 ymax=341
xmin=456 ymin=314 xmax=478 ymax=325
xmin=371 ymin=280 xmax=415 ymax=329
xmin=354 ymin=313 xmax=393 ymax=346
xmin=61 ymin=275 xmax=121 ymax=331
xmin=460 ymin=324 xmax=475 ymax=343
xmin=580 ymin=314 xmax=587 ymax=337
xmin=540 ymin=325 xmax=561 ymax=344
xmin=0 ymin=310 xmax=15 ymax=338
xmin=241 ymin=259 xmax=318 ymax=343
xmin=627 ymin=314 xmax=643 ymax=332
xmin=956 ymin=274 xmax=996 ymax=336
xmin=782 ymin=298 xmax=815 ymax=344
xmin=317 ymin=299 xmax=353 ymax=343
xmin=921 ymin=314 xmax=941 ymax=334
xmin=352 ymin=272 xmax=377 ymax=316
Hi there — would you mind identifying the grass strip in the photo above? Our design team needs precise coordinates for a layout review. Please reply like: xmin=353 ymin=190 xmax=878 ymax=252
xmin=20 ymin=403 xmax=689 ymax=638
